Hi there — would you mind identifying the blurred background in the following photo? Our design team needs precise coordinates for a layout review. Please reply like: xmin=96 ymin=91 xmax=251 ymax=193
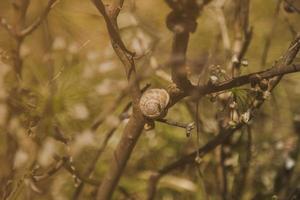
xmin=0 ymin=0 xmax=300 ymax=199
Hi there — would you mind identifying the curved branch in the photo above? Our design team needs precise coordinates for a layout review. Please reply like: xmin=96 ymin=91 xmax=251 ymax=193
xmin=147 ymin=35 xmax=300 ymax=200
xmin=199 ymin=63 xmax=300 ymax=95
xmin=20 ymin=0 xmax=59 ymax=37
xmin=147 ymin=125 xmax=242 ymax=200
xmin=90 ymin=1 xmax=146 ymax=199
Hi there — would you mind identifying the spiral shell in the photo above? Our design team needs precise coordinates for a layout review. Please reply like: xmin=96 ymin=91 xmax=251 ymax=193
xmin=139 ymin=88 xmax=170 ymax=119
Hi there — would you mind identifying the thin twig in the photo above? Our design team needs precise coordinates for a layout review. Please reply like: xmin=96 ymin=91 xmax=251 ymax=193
xmin=20 ymin=0 xmax=59 ymax=37
xmin=231 ymin=125 xmax=252 ymax=200
xmin=220 ymin=144 xmax=228 ymax=200
xmin=228 ymin=0 xmax=252 ymax=75
xmin=147 ymin=124 xmax=242 ymax=200
xmin=31 ymin=159 xmax=65 ymax=182
xmin=156 ymin=118 xmax=195 ymax=137
xmin=147 ymin=36 xmax=300 ymax=200
xmin=0 ymin=17 xmax=14 ymax=36
xmin=198 ymin=62 xmax=300 ymax=95
xmin=284 ymin=0 xmax=300 ymax=14
xmin=261 ymin=0 xmax=282 ymax=66
xmin=53 ymin=156 xmax=100 ymax=186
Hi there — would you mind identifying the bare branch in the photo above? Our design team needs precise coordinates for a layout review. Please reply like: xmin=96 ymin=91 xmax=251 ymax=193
xmin=147 ymin=35 xmax=300 ymax=200
xmin=261 ymin=0 xmax=282 ymax=66
xmin=147 ymin=124 xmax=242 ymax=200
xmin=20 ymin=0 xmax=59 ymax=37
xmin=220 ymin=144 xmax=228 ymax=200
xmin=71 ymin=83 xmax=150 ymax=200
xmin=53 ymin=156 xmax=100 ymax=186
xmin=90 ymin=1 xmax=147 ymax=199
xmin=228 ymin=0 xmax=252 ymax=74
xmin=31 ymin=159 xmax=65 ymax=182
xmin=284 ymin=0 xmax=300 ymax=14
xmin=231 ymin=126 xmax=252 ymax=200
xmin=91 ymin=0 xmax=134 ymax=56
xmin=165 ymin=0 xmax=213 ymax=91
xmin=91 ymin=84 xmax=150 ymax=130
xmin=0 ymin=17 xmax=14 ymax=36
xmin=156 ymin=118 xmax=195 ymax=136
xmin=199 ymin=63 xmax=300 ymax=95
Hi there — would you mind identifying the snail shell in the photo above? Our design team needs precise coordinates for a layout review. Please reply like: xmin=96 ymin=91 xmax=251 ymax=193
xmin=139 ymin=88 xmax=170 ymax=119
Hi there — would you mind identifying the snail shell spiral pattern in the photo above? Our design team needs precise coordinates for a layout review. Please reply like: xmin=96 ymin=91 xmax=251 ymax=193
xmin=139 ymin=88 xmax=170 ymax=119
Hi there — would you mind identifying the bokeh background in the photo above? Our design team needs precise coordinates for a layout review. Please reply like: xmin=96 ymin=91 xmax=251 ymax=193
xmin=1 ymin=0 xmax=300 ymax=199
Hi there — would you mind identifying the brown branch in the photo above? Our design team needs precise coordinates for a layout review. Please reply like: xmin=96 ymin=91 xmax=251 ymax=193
xmin=71 ymin=129 xmax=116 ymax=200
xmin=53 ymin=156 xmax=100 ymax=186
xmin=272 ymin=116 xmax=300 ymax=198
xmin=91 ymin=0 xmax=134 ymax=56
xmin=11 ymin=0 xmax=30 ymax=76
xmin=72 ymin=83 xmax=150 ymax=200
xmin=283 ymin=16 xmax=298 ymax=38
xmin=147 ymin=124 xmax=242 ymax=200
xmin=228 ymin=0 xmax=252 ymax=75
xmin=199 ymin=62 xmax=300 ymax=95
xmin=185 ymin=101 xmax=210 ymax=135
xmin=147 ymin=36 xmax=300 ymax=199
xmin=31 ymin=159 xmax=65 ymax=182
xmin=214 ymin=1 xmax=231 ymax=52
xmin=90 ymin=1 xmax=299 ymax=198
xmin=156 ymin=118 xmax=193 ymax=129
xmin=91 ymin=84 xmax=150 ymax=131
xmin=90 ymin=1 xmax=147 ymax=199
xmin=220 ymin=144 xmax=228 ymax=200
xmin=261 ymin=0 xmax=282 ymax=66
xmin=287 ymin=188 xmax=300 ymax=200
xmin=169 ymin=32 xmax=193 ymax=91
xmin=165 ymin=0 xmax=213 ymax=91
xmin=173 ymin=37 xmax=300 ymax=103
xmin=19 ymin=0 xmax=59 ymax=37
xmin=0 ymin=17 xmax=14 ymax=36
xmin=3 ymin=0 xmax=57 ymax=77
xmin=96 ymin=114 xmax=145 ymax=200
xmin=200 ymin=33 xmax=300 ymax=94
xmin=231 ymin=125 xmax=252 ymax=200
xmin=284 ymin=0 xmax=300 ymax=14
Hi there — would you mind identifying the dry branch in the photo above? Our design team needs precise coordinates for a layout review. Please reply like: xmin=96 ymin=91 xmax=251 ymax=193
xmin=20 ymin=0 xmax=59 ymax=37
xmin=147 ymin=35 xmax=300 ymax=200
xmin=90 ymin=1 xmax=146 ymax=199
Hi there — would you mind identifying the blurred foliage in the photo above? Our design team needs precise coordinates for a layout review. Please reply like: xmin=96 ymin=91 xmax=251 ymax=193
xmin=0 ymin=0 xmax=300 ymax=199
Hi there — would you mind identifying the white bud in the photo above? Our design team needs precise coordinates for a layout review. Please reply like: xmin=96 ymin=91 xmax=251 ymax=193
xmin=241 ymin=59 xmax=249 ymax=67
xmin=229 ymin=101 xmax=237 ymax=109
xmin=263 ymin=91 xmax=271 ymax=100
xmin=209 ymin=75 xmax=219 ymax=85
xmin=285 ymin=157 xmax=295 ymax=170
xmin=240 ymin=110 xmax=251 ymax=124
